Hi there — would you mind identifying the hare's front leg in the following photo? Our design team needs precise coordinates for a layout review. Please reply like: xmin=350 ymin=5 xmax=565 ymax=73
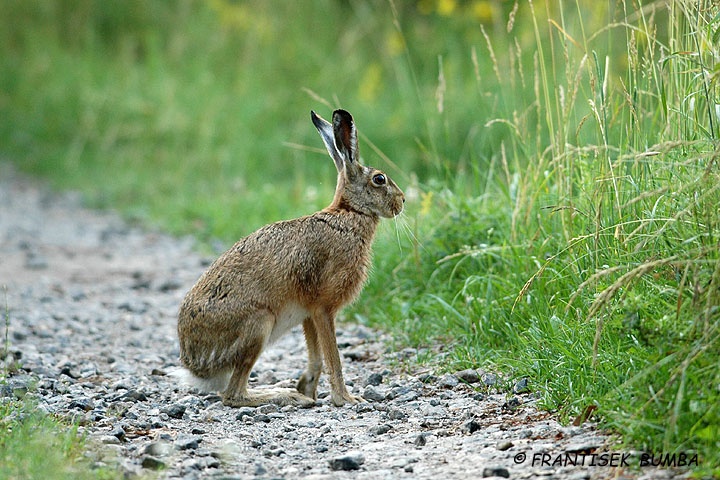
xmin=313 ymin=310 xmax=363 ymax=407
xmin=297 ymin=317 xmax=322 ymax=399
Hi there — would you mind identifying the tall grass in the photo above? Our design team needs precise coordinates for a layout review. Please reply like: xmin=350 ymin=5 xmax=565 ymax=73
xmin=360 ymin=0 xmax=719 ymax=473
xmin=1 ymin=0 xmax=718 ymax=475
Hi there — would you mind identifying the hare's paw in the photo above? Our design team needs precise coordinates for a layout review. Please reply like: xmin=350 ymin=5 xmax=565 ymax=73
xmin=296 ymin=372 xmax=320 ymax=399
xmin=330 ymin=390 xmax=365 ymax=407
xmin=281 ymin=390 xmax=316 ymax=408
xmin=224 ymin=388 xmax=315 ymax=408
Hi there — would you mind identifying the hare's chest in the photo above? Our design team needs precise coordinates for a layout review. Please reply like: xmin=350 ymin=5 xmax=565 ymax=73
xmin=268 ymin=302 xmax=309 ymax=346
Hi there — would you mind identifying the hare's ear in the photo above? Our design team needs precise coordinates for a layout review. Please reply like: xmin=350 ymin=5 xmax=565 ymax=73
xmin=311 ymin=109 xmax=359 ymax=173
xmin=311 ymin=110 xmax=345 ymax=172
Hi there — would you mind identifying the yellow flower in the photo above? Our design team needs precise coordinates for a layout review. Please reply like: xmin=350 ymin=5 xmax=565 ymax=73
xmin=437 ymin=0 xmax=457 ymax=17
xmin=471 ymin=1 xmax=494 ymax=23
xmin=420 ymin=191 xmax=434 ymax=216
xmin=359 ymin=63 xmax=383 ymax=102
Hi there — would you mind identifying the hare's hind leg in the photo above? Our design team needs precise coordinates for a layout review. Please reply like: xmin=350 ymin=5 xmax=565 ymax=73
xmin=297 ymin=317 xmax=322 ymax=399
xmin=221 ymin=313 xmax=314 ymax=408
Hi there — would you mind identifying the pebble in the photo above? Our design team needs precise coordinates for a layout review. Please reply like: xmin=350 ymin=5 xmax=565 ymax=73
xmin=141 ymin=455 xmax=165 ymax=470
xmin=0 ymin=166 xmax=671 ymax=480
xmin=175 ymin=434 xmax=202 ymax=450
xmin=438 ymin=374 xmax=460 ymax=389
xmin=513 ymin=377 xmax=530 ymax=394
xmin=365 ymin=372 xmax=384 ymax=386
xmin=496 ymin=440 xmax=513 ymax=451
xmin=455 ymin=369 xmax=480 ymax=383
xmin=482 ymin=466 xmax=510 ymax=478
xmin=362 ymin=385 xmax=386 ymax=402
xmin=369 ymin=423 xmax=392 ymax=435
xmin=329 ymin=452 xmax=366 ymax=471
xmin=462 ymin=419 xmax=482 ymax=434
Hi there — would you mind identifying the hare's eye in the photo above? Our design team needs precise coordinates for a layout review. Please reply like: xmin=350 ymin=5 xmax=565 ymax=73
xmin=372 ymin=173 xmax=386 ymax=186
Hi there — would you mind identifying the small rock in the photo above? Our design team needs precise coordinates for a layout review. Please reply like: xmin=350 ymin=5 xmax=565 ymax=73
xmin=387 ymin=408 xmax=406 ymax=420
xmin=482 ymin=466 xmax=510 ymax=478
xmin=175 ymin=434 xmax=202 ymax=450
xmin=418 ymin=373 xmax=438 ymax=384
xmin=110 ymin=425 xmax=126 ymax=441
xmin=502 ymin=397 xmax=522 ymax=409
xmin=329 ymin=452 xmax=365 ymax=471
xmin=121 ymin=390 xmax=147 ymax=402
xmin=163 ymin=403 xmax=186 ymax=419
xmin=565 ymin=441 xmax=602 ymax=453
xmin=141 ymin=455 xmax=166 ymax=470
xmin=462 ymin=419 xmax=482 ymax=434
xmin=143 ymin=441 xmax=173 ymax=458
xmin=362 ymin=385 xmax=386 ymax=402
xmin=189 ymin=456 xmax=220 ymax=470
xmin=455 ymin=369 xmax=480 ymax=383
xmin=99 ymin=435 xmax=121 ymax=445
xmin=235 ymin=407 xmax=256 ymax=420
xmin=394 ymin=390 xmax=420 ymax=403
xmin=496 ymin=440 xmax=513 ymax=451
xmin=414 ymin=434 xmax=427 ymax=447
xmin=438 ymin=374 xmax=459 ymax=389
xmin=365 ymin=372 xmax=384 ymax=386
xmin=69 ymin=398 xmax=95 ymax=412
xmin=254 ymin=414 xmax=272 ymax=423
xmin=481 ymin=372 xmax=497 ymax=386
xmin=369 ymin=424 xmax=392 ymax=435
xmin=513 ymin=378 xmax=530 ymax=394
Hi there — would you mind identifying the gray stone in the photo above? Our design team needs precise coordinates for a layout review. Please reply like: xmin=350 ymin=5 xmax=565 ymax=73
xmin=496 ymin=440 xmax=513 ymax=451
xmin=329 ymin=452 xmax=365 ymax=471
xmin=235 ymin=407 xmax=256 ymax=419
xmin=143 ymin=441 xmax=173 ymax=457
xmin=369 ymin=423 xmax=392 ymax=435
xmin=141 ymin=455 xmax=166 ymax=470
xmin=439 ymin=374 xmax=459 ymax=389
xmin=365 ymin=372 xmax=384 ymax=386
xmin=462 ymin=419 xmax=482 ymax=434
xmin=513 ymin=378 xmax=530 ymax=394
xmin=482 ymin=372 xmax=498 ymax=386
xmin=69 ymin=397 xmax=95 ymax=412
xmin=362 ymin=385 xmax=386 ymax=402
xmin=482 ymin=466 xmax=510 ymax=478
xmin=163 ymin=403 xmax=186 ymax=419
xmin=455 ymin=369 xmax=480 ymax=383
xmin=175 ymin=434 xmax=202 ymax=450
xmin=110 ymin=424 xmax=126 ymax=441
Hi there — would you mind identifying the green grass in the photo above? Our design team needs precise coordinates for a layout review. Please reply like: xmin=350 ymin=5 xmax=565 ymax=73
xmin=2 ymin=290 xmax=121 ymax=479
xmin=1 ymin=0 xmax=719 ymax=477
xmin=0 ymin=400 xmax=121 ymax=480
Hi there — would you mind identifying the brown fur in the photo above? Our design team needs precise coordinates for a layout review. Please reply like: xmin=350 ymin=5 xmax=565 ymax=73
xmin=175 ymin=109 xmax=404 ymax=407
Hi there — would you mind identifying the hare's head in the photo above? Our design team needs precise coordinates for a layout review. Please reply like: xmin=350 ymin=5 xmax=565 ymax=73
xmin=311 ymin=109 xmax=404 ymax=219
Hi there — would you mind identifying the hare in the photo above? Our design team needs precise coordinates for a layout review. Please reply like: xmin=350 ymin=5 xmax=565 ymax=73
xmin=175 ymin=109 xmax=405 ymax=408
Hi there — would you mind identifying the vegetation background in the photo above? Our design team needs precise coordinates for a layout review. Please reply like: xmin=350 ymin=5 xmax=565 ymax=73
xmin=1 ymin=0 xmax=718 ymax=477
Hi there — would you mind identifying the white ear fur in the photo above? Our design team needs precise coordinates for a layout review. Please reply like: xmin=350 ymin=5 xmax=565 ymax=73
xmin=311 ymin=110 xmax=345 ymax=173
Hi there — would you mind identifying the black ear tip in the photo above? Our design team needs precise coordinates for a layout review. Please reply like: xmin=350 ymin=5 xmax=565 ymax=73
xmin=332 ymin=109 xmax=354 ymax=124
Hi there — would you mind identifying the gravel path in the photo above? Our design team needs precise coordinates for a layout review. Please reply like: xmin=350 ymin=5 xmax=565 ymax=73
xmin=0 ymin=164 xmax=684 ymax=480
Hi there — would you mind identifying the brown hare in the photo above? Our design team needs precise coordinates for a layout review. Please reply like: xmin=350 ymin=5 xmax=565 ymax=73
xmin=174 ymin=109 xmax=405 ymax=408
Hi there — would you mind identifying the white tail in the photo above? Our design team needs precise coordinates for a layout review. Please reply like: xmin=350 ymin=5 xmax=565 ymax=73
xmin=168 ymin=367 xmax=232 ymax=393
